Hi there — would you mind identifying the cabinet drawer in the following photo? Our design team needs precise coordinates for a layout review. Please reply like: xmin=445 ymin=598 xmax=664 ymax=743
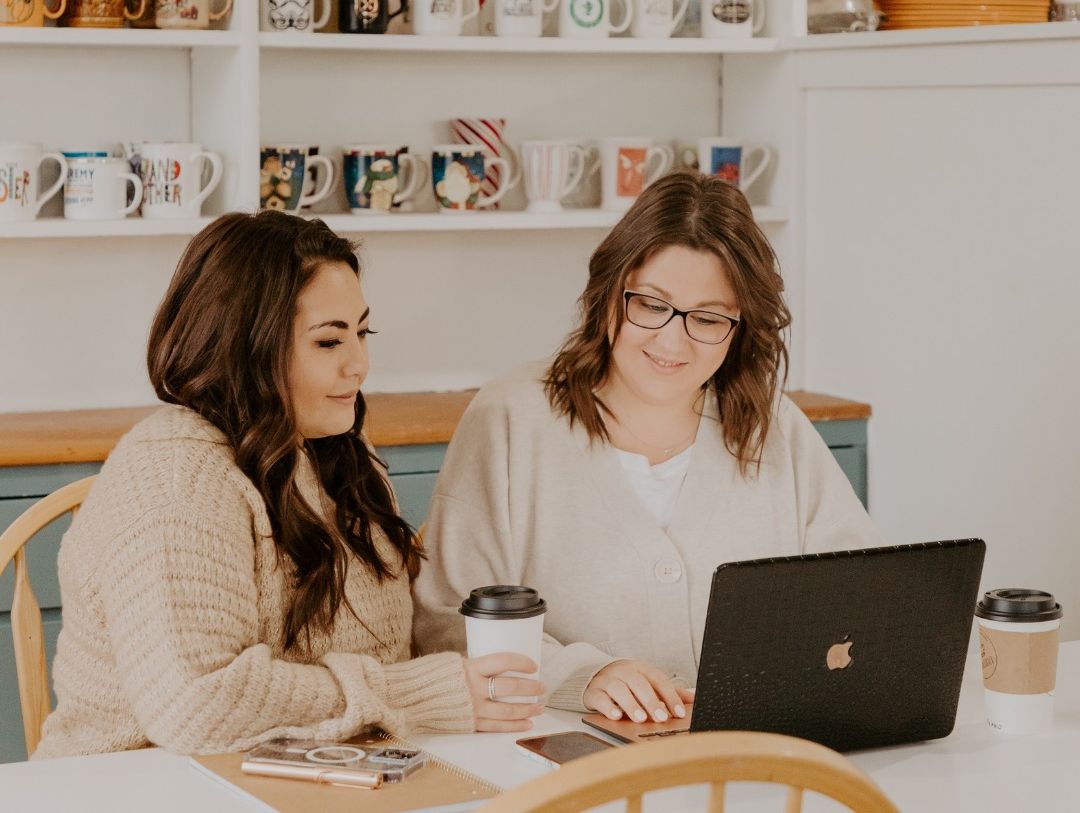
xmin=390 ymin=472 xmax=439 ymax=531
xmin=0 ymin=499 xmax=66 ymax=613
xmin=0 ymin=610 xmax=61 ymax=763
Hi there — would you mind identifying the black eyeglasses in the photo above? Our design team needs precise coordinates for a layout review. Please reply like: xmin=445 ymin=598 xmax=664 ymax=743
xmin=623 ymin=290 xmax=739 ymax=345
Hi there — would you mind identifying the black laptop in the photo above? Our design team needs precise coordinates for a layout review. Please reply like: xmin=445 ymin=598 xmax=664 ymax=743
xmin=584 ymin=539 xmax=986 ymax=752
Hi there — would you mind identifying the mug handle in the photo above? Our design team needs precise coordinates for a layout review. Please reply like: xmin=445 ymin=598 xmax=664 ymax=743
xmin=35 ymin=153 xmax=68 ymax=216
xmin=669 ymin=0 xmax=689 ymax=34
xmin=314 ymin=0 xmax=333 ymax=28
xmin=394 ymin=155 xmax=428 ymax=204
xmin=610 ymin=0 xmax=632 ymax=34
xmin=124 ymin=0 xmax=147 ymax=20
xmin=542 ymin=0 xmax=559 ymax=10
xmin=118 ymin=172 xmax=144 ymax=217
xmin=190 ymin=151 xmax=224 ymax=213
xmin=643 ymin=145 xmax=673 ymax=186
xmin=476 ymin=156 xmax=512 ymax=208
xmin=562 ymin=145 xmax=587 ymax=198
xmin=739 ymin=144 xmax=772 ymax=192
xmin=502 ymin=145 xmax=523 ymax=191
xmin=45 ymin=0 xmax=67 ymax=20
xmin=388 ymin=0 xmax=407 ymax=20
xmin=462 ymin=0 xmax=481 ymax=23
xmin=752 ymin=0 xmax=765 ymax=34
xmin=299 ymin=155 xmax=335 ymax=207
xmin=211 ymin=0 xmax=233 ymax=22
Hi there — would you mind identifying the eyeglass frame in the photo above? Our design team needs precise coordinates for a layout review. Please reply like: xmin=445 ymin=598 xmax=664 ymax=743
xmin=622 ymin=290 xmax=740 ymax=345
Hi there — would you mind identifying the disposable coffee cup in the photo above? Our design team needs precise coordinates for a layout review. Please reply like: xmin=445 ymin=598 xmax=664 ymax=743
xmin=974 ymin=588 xmax=1063 ymax=735
xmin=460 ymin=585 xmax=546 ymax=703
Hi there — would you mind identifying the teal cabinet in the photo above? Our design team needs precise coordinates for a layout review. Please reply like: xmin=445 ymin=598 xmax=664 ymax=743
xmin=0 ymin=422 xmax=865 ymax=762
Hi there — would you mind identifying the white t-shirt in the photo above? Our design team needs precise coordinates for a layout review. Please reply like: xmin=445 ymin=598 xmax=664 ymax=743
xmin=613 ymin=443 xmax=696 ymax=531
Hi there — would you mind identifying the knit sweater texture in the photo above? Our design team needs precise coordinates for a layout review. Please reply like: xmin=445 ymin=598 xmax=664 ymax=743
xmin=34 ymin=405 xmax=474 ymax=760
xmin=413 ymin=362 xmax=887 ymax=712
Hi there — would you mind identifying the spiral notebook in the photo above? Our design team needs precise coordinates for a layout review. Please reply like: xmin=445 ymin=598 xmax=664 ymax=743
xmin=191 ymin=730 xmax=500 ymax=813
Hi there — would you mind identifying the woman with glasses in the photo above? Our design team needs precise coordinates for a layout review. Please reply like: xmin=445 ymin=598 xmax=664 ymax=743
xmin=413 ymin=172 xmax=884 ymax=726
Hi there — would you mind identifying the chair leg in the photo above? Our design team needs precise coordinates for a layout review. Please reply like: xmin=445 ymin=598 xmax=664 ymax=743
xmin=708 ymin=781 xmax=726 ymax=813
xmin=785 ymin=786 xmax=804 ymax=813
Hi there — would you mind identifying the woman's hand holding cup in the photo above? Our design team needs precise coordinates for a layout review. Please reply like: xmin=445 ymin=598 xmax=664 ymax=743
xmin=584 ymin=659 xmax=695 ymax=723
xmin=464 ymin=652 xmax=545 ymax=732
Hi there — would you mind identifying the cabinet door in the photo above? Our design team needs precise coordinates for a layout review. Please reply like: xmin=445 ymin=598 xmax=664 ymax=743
xmin=0 ymin=612 xmax=61 ymax=763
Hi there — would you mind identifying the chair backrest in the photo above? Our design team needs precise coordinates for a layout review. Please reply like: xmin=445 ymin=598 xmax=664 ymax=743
xmin=479 ymin=730 xmax=900 ymax=813
xmin=0 ymin=476 xmax=95 ymax=757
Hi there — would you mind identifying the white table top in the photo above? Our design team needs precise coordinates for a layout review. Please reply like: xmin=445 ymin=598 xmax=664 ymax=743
xmin=3 ymin=641 xmax=1076 ymax=812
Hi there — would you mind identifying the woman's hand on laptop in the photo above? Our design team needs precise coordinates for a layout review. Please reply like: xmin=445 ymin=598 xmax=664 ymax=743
xmin=584 ymin=660 xmax=695 ymax=723
xmin=464 ymin=652 xmax=546 ymax=732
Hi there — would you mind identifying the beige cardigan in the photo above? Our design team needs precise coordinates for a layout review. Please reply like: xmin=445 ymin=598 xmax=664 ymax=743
xmin=34 ymin=406 xmax=473 ymax=760
xmin=413 ymin=362 xmax=886 ymax=711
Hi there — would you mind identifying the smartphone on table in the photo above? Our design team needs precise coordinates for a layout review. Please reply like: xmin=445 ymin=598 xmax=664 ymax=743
xmin=515 ymin=731 xmax=615 ymax=769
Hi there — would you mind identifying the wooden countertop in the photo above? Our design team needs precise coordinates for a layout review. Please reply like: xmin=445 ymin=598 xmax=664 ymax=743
xmin=0 ymin=390 xmax=870 ymax=468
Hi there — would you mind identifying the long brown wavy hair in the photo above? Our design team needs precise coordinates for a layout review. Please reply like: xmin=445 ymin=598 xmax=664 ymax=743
xmin=545 ymin=171 xmax=791 ymax=474
xmin=147 ymin=210 xmax=421 ymax=652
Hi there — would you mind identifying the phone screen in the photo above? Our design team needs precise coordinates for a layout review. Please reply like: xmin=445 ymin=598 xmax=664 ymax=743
xmin=516 ymin=732 xmax=614 ymax=766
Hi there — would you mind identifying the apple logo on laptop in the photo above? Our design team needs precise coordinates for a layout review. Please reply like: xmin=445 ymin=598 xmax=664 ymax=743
xmin=826 ymin=638 xmax=854 ymax=670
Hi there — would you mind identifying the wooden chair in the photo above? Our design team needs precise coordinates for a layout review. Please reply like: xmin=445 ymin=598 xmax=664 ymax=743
xmin=479 ymin=730 xmax=900 ymax=813
xmin=0 ymin=476 xmax=95 ymax=757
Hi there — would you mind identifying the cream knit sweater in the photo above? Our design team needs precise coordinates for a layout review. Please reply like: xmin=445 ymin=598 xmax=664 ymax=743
xmin=413 ymin=362 xmax=887 ymax=712
xmin=34 ymin=406 xmax=474 ymax=760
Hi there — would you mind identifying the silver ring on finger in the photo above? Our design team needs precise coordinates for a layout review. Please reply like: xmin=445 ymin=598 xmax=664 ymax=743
xmin=487 ymin=676 xmax=498 ymax=702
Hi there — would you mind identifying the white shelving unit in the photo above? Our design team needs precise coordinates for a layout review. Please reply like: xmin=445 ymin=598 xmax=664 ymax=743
xmin=786 ymin=20 xmax=1080 ymax=50
xmin=0 ymin=26 xmax=241 ymax=47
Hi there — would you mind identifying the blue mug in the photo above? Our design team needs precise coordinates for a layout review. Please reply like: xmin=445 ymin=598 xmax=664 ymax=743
xmin=431 ymin=145 xmax=513 ymax=212
xmin=260 ymin=145 xmax=334 ymax=212
xmin=343 ymin=145 xmax=426 ymax=214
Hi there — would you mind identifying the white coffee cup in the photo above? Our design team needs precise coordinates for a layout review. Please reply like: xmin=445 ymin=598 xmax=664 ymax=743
xmin=63 ymin=153 xmax=143 ymax=221
xmin=259 ymin=0 xmax=331 ymax=31
xmin=697 ymin=137 xmax=772 ymax=193
xmin=975 ymin=589 xmax=1063 ymax=735
xmin=413 ymin=0 xmax=480 ymax=35
xmin=155 ymin=0 xmax=233 ymax=29
xmin=493 ymin=0 xmax=559 ymax=35
xmin=522 ymin=140 xmax=586 ymax=214
xmin=631 ymin=0 xmax=688 ymax=37
xmin=700 ymin=0 xmax=764 ymax=38
xmin=599 ymin=137 xmax=672 ymax=212
xmin=558 ymin=0 xmax=632 ymax=37
xmin=0 ymin=143 xmax=67 ymax=223
xmin=138 ymin=142 xmax=223 ymax=219
xmin=461 ymin=586 xmax=546 ymax=703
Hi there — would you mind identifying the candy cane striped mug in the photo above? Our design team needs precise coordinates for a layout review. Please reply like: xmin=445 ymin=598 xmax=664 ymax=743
xmin=449 ymin=117 xmax=522 ymax=211
xmin=521 ymin=141 xmax=586 ymax=214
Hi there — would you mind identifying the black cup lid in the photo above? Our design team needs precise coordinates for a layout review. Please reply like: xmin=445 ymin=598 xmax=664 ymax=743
xmin=460 ymin=585 xmax=547 ymax=620
xmin=975 ymin=588 xmax=1063 ymax=622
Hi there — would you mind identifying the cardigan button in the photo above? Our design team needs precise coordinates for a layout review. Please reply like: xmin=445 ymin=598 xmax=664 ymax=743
xmin=654 ymin=558 xmax=683 ymax=584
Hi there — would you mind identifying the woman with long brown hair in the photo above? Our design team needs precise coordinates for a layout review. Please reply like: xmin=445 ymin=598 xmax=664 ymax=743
xmin=414 ymin=172 xmax=884 ymax=726
xmin=34 ymin=211 xmax=542 ymax=759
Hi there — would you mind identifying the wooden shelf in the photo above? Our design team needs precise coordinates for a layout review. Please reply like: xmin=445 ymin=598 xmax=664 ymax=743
xmin=0 ymin=27 xmax=241 ymax=47
xmin=258 ymin=31 xmax=780 ymax=54
xmin=786 ymin=21 xmax=1077 ymax=50
xmin=0 ymin=208 xmax=787 ymax=239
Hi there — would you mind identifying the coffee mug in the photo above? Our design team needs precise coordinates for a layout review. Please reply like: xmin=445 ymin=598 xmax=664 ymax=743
xmin=62 ymin=0 xmax=145 ymax=26
xmin=139 ymin=142 xmax=223 ymax=219
xmin=599 ymin=137 xmax=672 ymax=212
xmin=343 ymin=145 xmax=426 ymax=214
xmin=260 ymin=145 xmax=334 ymax=212
xmin=560 ymin=140 xmax=600 ymax=208
xmin=413 ymin=0 xmax=479 ymax=34
xmin=558 ymin=0 xmax=631 ymax=38
xmin=62 ymin=153 xmax=143 ymax=221
xmin=521 ymin=141 xmax=586 ymax=214
xmin=700 ymin=0 xmax=763 ymax=38
xmin=339 ymin=0 xmax=405 ymax=32
xmin=449 ymin=117 xmax=521 ymax=211
xmin=431 ymin=145 xmax=514 ymax=212
xmin=0 ymin=143 xmax=67 ymax=223
xmin=631 ymin=0 xmax=688 ymax=37
xmin=0 ymin=0 xmax=66 ymax=26
xmin=154 ymin=0 xmax=232 ymax=29
xmin=492 ymin=0 xmax=558 ymax=36
xmin=697 ymin=137 xmax=771 ymax=193
xmin=260 ymin=0 xmax=331 ymax=31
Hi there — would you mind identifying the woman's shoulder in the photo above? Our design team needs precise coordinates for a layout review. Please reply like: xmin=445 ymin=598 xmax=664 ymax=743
xmin=95 ymin=405 xmax=257 ymax=524
xmin=465 ymin=360 xmax=553 ymax=422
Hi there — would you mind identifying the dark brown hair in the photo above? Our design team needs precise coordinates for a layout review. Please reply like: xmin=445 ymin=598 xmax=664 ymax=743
xmin=545 ymin=171 xmax=791 ymax=473
xmin=147 ymin=210 xmax=421 ymax=652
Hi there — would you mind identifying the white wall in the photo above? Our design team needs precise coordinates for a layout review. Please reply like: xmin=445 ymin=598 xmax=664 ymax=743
xmin=796 ymin=44 xmax=1080 ymax=639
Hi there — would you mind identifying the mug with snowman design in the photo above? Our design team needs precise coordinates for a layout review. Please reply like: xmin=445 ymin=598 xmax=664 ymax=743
xmin=343 ymin=145 xmax=427 ymax=213
xmin=430 ymin=145 xmax=514 ymax=212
